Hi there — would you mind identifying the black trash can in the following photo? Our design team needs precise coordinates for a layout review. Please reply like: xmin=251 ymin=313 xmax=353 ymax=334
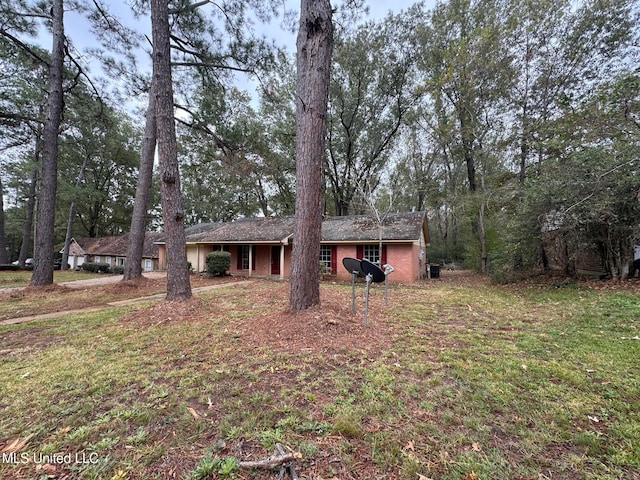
xmin=429 ymin=264 xmax=440 ymax=279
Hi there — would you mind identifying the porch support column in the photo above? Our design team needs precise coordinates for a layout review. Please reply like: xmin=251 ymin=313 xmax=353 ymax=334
xmin=280 ymin=244 xmax=285 ymax=280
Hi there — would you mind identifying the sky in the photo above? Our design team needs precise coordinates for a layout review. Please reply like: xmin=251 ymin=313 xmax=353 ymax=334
xmin=63 ymin=0 xmax=429 ymax=67
xmin=63 ymin=1 xmax=426 ymax=47
xmin=65 ymin=0 xmax=431 ymax=111
xmin=45 ymin=0 xmax=434 ymax=113
xmin=264 ymin=0 xmax=426 ymax=51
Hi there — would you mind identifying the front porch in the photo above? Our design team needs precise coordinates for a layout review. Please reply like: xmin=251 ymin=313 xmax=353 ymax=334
xmin=183 ymin=242 xmax=292 ymax=280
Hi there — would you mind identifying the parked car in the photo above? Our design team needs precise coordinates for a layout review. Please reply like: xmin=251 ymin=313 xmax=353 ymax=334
xmin=12 ymin=258 xmax=34 ymax=266
xmin=53 ymin=259 xmax=70 ymax=270
xmin=11 ymin=258 xmax=33 ymax=267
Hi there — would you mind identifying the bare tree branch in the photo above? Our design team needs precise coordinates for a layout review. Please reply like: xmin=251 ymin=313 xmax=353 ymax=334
xmin=173 ymin=104 xmax=234 ymax=154
xmin=168 ymin=0 xmax=213 ymax=15
xmin=171 ymin=60 xmax=254 ymax=73
xmin=0 ymin=28 xmax=48 ymax=65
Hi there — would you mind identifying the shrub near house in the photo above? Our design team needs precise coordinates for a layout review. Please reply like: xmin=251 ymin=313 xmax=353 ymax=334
xmin=81 ymin=262 xmax=111 ymax=273
xmin=206 ymin=251 xmax=231 ymax=277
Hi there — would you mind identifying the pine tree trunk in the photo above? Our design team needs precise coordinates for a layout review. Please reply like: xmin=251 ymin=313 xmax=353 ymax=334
xmin=289 ymin=0 xmax=333 ymax=311
xmin=0 ymin=176 xmax=8 ymax=264
xmin=150 ymin=0 xmax=191 ymax=301
xmin=31 ymin=0 xmax=64 ymax=287
xmin=61 ymin=201 xmax=76 ymax=270
xmin=18 ymin=151 xmax=40 ymax=266
xmin=61 ymin=157 xmax=87 ymax=270
xmin=124 ymin=81 xmax=157 ymax=281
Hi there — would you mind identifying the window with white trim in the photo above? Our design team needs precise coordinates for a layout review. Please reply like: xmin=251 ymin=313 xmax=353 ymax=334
xmin=240 ymin=245 xmax=250 ymax=270
xmin=363 ymin=244 xmax=380 ymax=265
xmin=320 ymin=245 xmax=333 ymax=273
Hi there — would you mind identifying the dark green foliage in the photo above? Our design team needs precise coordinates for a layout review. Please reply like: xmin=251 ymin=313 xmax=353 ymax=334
xmin=81 ymin=262 xmax=111 ymax=273
xmin=206 ymin=251 xmax=231 ymax=277
xmin=112 ymin=266 xmax=124 ymax=275
xmin=388 ymin=0 xmax=639 ymax=280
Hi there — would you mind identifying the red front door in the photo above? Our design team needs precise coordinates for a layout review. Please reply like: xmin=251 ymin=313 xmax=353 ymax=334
xmin=271 ymin=246 xmax=280 ymax=275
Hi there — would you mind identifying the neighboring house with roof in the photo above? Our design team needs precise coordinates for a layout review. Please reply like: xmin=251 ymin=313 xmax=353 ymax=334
xmin=65 ymin=232 xmax=162 ymax=271
xmin=156 ymin=212 xmax=430 ymax=283
xmin=541 ymin=210 xmax=611 ymax=278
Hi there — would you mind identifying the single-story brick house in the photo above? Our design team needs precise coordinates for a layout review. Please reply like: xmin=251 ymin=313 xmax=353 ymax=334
xmin=65 ymin=232 xmax=162 ymax=271
xmin=156 ymin=212 xmax=430 ymax=283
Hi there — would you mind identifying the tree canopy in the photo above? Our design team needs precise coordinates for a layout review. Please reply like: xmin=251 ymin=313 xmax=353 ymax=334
xmin=0 ymin=0 xmax=638 ymax=283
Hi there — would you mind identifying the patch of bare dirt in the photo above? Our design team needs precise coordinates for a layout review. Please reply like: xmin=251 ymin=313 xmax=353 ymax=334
xmin=119 ymin=279 xmax=393 ymax=357
xmin=190 ymin=273 xmax=241 ymax=285
xmin=418 ymin=269 xmax=490 ymax=288
xmin=582 ymin=277 xmax=640 ymax=293
xmin=1 ymin=283 xmax=73 ymax=301
xmin=233 ymin=282 xmax=393 ymax=356
xmin=0 ymin=326 xmax=64 ymax=357
xmin=101 ymin=275 xmax=163 ymax=295
xmin=484 ymin=266 xmax=640 ymax=293
xmin=120 ymin=296 xmax=208 ymax=325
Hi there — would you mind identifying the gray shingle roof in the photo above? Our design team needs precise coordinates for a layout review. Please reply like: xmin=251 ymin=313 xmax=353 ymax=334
xmin=185 ymin=217 xmax=296 ymax=243
xmin=71 ymin=232 xmax=162 ymax=258
xmin=185 ymin=222 xmax=223 ymax=236
xmin=321 ymin=212 xmax=428 ymax=242
xmin=160 ymin=212 xmax=428 ymax=244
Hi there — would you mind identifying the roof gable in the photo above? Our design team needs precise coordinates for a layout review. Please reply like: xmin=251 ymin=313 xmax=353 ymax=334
xmin=69 ymin=233 xmax=161 ymax=258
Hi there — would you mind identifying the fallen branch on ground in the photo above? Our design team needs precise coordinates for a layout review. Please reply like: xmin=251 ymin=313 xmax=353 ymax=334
xmin=277 ymin=443 xmax=299 ymax=480
xmin=238 ymin=445 xmax=301 ymax=470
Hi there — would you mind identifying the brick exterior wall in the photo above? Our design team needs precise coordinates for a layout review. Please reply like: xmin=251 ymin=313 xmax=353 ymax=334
xmin=227 ymin=244 xmax=292 ymax=278
xmin=387 ymin=243 xmax=421 ymax=283
xmin=333 ymin=243 xmax=422 ymax=283
xmin=163 ymin=240 xmax=425 ymax=283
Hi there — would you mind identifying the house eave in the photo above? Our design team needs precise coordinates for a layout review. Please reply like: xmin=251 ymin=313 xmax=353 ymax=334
xmin=320 ymin=239 xmax=417 ymax=244
xmin=185 ymin=236 xmax=291 ymax=246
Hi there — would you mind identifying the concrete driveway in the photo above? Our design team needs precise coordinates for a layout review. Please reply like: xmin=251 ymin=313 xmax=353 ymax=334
xmin=0 ymin=271 xmax=167 ymax=295
xmin=58 ymin=271 xmax=167 ymax=289
xmin=0 ymin=274 xmax=255 ymax=326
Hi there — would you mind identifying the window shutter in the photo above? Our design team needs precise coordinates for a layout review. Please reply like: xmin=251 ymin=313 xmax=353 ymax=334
xmin=252 ymin=245 xmax=257 ymax=271
xmin=382 ymin=244 xmax=387 ymax=266
xmin=331 ymin=246 xmax=337 ymax=274
xmin=236 ymin=246 xmax=243 ymax=269
xmin=357 ymin=245 xmax=363 ymax=259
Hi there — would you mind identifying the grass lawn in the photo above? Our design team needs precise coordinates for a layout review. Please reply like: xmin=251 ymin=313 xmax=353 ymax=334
xmin=0 ymin=270 xmax=105 ymax=289
xmin=0 ymin=273 xmax=639 ymax=479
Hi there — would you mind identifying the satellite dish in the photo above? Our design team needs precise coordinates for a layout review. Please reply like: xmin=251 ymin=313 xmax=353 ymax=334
xmin=342 ymin=257 xmax=363 ymax=276
xmin=361 ymin=259 xmax=386 ymax=283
